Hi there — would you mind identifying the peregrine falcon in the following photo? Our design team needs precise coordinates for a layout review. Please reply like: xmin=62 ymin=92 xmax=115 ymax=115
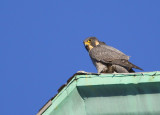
xmin=83 ymin=37 xmax=143 ymax=73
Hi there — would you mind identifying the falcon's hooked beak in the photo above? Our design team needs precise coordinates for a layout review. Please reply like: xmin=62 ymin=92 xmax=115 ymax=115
xmin=84 ymin=41 xmax=92 ymax=51
xmin=84 ymin=41 xmax=90 ymax=46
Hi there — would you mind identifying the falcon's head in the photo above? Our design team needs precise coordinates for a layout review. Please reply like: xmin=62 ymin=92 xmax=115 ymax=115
xmin=83 ymin=37 xmax=102 ymax=51
xmin=83 ymin=37 xmax=100 ymax=51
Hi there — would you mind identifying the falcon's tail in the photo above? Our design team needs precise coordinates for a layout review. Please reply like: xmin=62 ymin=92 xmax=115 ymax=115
xmin=130 ymin=62 xmax=143 ymax=71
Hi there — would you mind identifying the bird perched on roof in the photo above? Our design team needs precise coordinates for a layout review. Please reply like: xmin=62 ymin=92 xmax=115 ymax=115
xmin=83 ymin=37 xmax=143 ymax=73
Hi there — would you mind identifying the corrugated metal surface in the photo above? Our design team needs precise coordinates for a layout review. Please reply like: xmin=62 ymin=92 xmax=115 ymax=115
xmin=38 ymin=71 xmax=160 ymax=115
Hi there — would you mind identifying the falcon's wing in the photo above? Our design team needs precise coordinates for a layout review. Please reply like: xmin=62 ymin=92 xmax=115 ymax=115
xmin=89 ymin=45 xmax=129 ymax=63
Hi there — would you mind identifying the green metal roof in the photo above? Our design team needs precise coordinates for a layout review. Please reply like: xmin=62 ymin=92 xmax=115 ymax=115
xmin=37 ymin=71 xmax=160 ymax=115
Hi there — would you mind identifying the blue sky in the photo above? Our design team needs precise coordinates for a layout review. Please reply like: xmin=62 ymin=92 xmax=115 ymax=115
xmin=1 ymin=0 xmax=160 ymax=115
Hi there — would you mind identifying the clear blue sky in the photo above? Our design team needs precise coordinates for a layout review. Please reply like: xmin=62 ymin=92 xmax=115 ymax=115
xmin=1 ymin=0 xmax=160 ymax=115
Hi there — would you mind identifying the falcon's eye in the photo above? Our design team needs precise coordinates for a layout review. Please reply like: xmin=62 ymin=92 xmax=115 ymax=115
xmin=88 ymin=40 xmax=91 ymax=42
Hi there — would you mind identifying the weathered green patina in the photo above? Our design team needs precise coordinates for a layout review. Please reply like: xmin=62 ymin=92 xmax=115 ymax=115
xmin=38 ymin=71 xmax=160 ymax=115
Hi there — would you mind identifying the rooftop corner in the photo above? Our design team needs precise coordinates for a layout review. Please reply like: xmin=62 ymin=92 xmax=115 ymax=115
xmin=37 ymin=71 xmax=160 ymax=115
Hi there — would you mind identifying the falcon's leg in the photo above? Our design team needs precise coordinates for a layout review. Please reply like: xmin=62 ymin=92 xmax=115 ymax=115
xmin=95 ymin=62 xmax=108 ymax=73
xmin=97 ymin=66 xmax=108 ymax=73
